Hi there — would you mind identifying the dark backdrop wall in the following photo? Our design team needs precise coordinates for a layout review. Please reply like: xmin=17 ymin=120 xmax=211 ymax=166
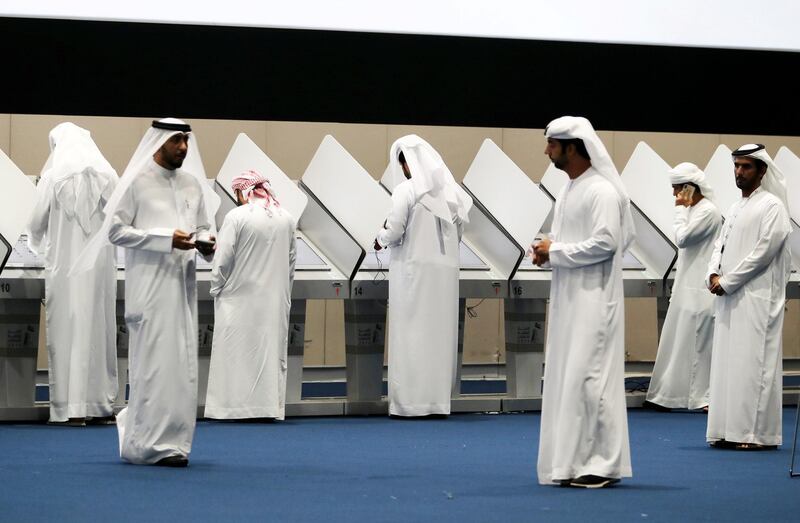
xmin=0 ymin=17 xmax=797 ymax=135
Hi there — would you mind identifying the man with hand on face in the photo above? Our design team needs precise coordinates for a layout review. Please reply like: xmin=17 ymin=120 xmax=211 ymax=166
xmin=73 ymin=118 xmax=220 ymax=466
xmin=533 ymin=116 xmax=633 ymax=489
xmin=645 ymin=163 xmax=722 ymax=412
xmin=705 ymin=144 xmax=791 ymax=450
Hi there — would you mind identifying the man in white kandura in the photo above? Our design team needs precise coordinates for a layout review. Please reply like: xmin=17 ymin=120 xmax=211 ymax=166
xmin=645 ymin=163 xmax=722 ymax=411
xmin=27 ymin=122 xmax=118 ymax=426
xmin=73 ymin=118 xmax=219 ymax=466
xmin=533 ymin=116 xmax=633 ymax=488
xmin=374 ymin=135 xmax=471 ymax=417
xmin=204 ymin=170 xmax=296 ymax=421
xmin=706 ymin=144 xmax=791 ymax=450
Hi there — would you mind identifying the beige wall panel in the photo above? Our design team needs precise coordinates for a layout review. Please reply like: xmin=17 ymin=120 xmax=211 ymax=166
xmin=323 ymin=300 xmax=346 ymax=366
xmin=463 ymin=299 xmax=505 ymax=364
xmin=501 ymin=128 xmax=549 ymax=182
xmin=387 ymin=125 xmax=503 ymax=181
xmin=9 ymin=114 xmax=145 ymax=177
xmin=783 ymin=301 xmax=800 ymax=359
xmin=612 ymin=131 xmax=721 ymax=170
xmin=624 ymin=298 xmax=658 ymax=361
xmin=0 ymin=114 xmax=10 ymax=153
xmin=184 ymin=119 xmax=268 ymax=178
xmin=303 ymin=299 xmax=326 ymax=366
xmin=720 ymin=135 xmax=800 ymax=157
xmin=266 ymin=121 xmax=388 ymax=180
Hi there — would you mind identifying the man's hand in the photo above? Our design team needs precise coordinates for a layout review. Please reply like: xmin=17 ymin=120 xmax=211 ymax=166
xmin=373 ymin=239 xmax=383 ymax=252
xmin=172 ymin=229 xmax=195 ymax=251
xmin=533 ymin=238 xmax=551 ymax=267
xmin=708 ymin=274 xmax=726 ymax=296
xmin=675 ymin=193 xmax=691 ymax=207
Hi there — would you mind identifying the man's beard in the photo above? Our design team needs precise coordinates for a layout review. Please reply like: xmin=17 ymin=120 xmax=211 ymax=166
xmin=552 ymin=155 xmax=567 ymax=170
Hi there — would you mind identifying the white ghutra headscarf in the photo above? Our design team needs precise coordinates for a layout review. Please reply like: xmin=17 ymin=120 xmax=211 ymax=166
xmin=732 ymin=144 xmax=789 ymax=209
xmin=29 ymin=122 xmax=117 ymax=252
xmin=668 ymin=162 xmax=716 ymax=202
xmin=69 ymin=118 xmax=220 ymax=275
xmin=388 ymin=135 xmax=472 ymax=224
xmin=545 ymin=116 xmax=635 ymax=250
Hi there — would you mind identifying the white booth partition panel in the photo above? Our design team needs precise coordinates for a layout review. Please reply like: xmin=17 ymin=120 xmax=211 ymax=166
xmin=463 ymin=139 xmax=550 ymax=280
xmin=774 ymin=147 xmax=800 ymax=280
xmin=618 ymin=142 xmax=678 ymax=282
xmin=301 ymin=135 xmax=392 ymax=414
xmin=0 ymin=148 xmax=39 ymax=411
xmin=0 ymin=148 xmax=36 ymax=274
xmin=301 ymin=135 xmax=390 ymax=279
xmin=703 ymin=145 xmax=739 ymax=219
xmin=775 ymin=147 xmax=800 ymax=221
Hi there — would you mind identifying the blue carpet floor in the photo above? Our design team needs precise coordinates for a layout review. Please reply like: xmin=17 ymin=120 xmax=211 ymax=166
xmin=1 ymin=409 xmax=799 ymax=522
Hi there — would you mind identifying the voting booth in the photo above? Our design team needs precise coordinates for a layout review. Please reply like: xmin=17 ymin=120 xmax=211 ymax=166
xmin=0 ymin=148 xmax=39 ymax=412
xmin=299 ymin=135 xmax=391 ymax=414
xmin=462 ymin=139 xmax=552 ymax=406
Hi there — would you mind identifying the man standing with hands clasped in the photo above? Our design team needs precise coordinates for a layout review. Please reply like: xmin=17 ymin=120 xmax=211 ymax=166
xmin=706 ymin=144 xmax=791 ymax=451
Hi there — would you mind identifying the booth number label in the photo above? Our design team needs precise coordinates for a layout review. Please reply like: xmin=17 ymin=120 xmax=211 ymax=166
xmin=0 ymin=283 xmax=10 ymax=293
xmin=512 ymin=286 xmax=523 ymax=296
xmin=354 ymin=287 xmax=364 ymax=296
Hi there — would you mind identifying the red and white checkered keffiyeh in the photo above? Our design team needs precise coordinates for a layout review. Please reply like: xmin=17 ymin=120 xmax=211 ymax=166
xmin=231 ymin=169 xmax=280 ymax=213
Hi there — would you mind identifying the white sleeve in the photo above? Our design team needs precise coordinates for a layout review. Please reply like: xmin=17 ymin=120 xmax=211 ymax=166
xmin=27 ymin=176 xmax=53 ymax=256
xmin=376 ymin=184 xmax=413 ymax=248
xmin=107 ymin=184 xmax=173 ymax=253
xmin=209 ymin=214 xmax=238 ymax=297
xmin=705 ymin=228 xmax=725 ymax=289
xmin=674 ymin=204 xmax=718 ymax=248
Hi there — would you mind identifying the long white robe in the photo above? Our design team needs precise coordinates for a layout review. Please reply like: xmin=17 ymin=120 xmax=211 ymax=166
xmin=109 ymin=159 xmax=212 ymax=464
xmin=377 ymin=180 xmax=463 ymax=417
xmin=706 ymin=188 xmax=790 ymax=446
xmin=204 ymin=203 xmax=296 ymax=420
xmin=647 ymin=199 xmax=722 ymax=409
xmin=537 ymin=167 xmax=632 ymax=484
xmin=28 ymin=172 xmax=118 ymax=422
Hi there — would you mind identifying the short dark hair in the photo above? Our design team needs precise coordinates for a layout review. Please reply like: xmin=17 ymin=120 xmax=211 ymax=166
xmin=398 ymin=151 xmax=406 ymax=165
xmin=555 ymin=138 xmax=590 ymax=161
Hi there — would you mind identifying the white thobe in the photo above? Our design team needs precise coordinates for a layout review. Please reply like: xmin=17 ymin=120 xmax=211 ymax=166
xmin=647 ymin=199 xmax=722 ymax=409
xmin=109 ymin=159 xmax=212 ymax=464
xmin=705 ymin=188 xmax=790 ymax=446
xmin=204 ymin=203 xmax=296 ymax=420
xmin=537 ymin=167 xmax=632 ymax=484
xmin=377 ymin=180 xmax=463 ymax=417
xmin=28 ymin=172 xmax=118 ymax=422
